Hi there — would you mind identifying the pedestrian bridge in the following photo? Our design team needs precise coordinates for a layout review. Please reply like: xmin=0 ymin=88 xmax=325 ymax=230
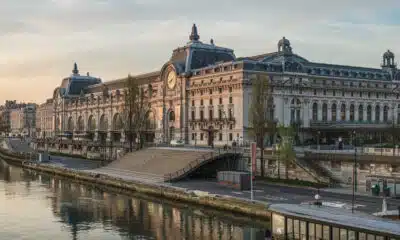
xmin=86 ymin=147 xmax=238 ymax=183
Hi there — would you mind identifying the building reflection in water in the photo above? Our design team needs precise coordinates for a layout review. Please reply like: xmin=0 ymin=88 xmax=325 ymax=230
xmin=0 ymin=160 xmax=269 ymax=239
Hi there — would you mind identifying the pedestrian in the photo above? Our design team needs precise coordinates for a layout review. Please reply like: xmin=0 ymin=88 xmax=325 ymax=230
xmin=265 ymin=229 xmax=272 ymax=240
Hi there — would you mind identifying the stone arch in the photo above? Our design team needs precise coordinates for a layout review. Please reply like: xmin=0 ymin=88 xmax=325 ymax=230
xmin=350 ymin=104 xmax=355 ymax=121
xmin=77 ymin=116 xmax=84 ymax=132
xmin=146 ymin=110 xmax=156 ymax=130
xmin=358 ymin=105 xmax=364 ymax=121
xmin=87 ymin=115 xmax=96 ymax=131
xmin=375 ymin=105 xmax=380 ymax=122
xmin=322 ymin=103 xmax=328 ymax=121
xmin=331 ymin=103 xmax=337 ymax=121
xmin=383 ymin=105 xmax=389 ymax=122
xmin=67 ymin=116 xmax=74 ymax=132
xmin=340 ymin=103 xmax=346 ymax=121
xmin=312 ymin=102 xmax=318 ymax=121
xmin=112 ymin=113 xmax=124 ymax=131
xmin=99 ymin=114 xmax=108 ymax=131
xmin=367 ymin=105 xmax=372 ymax=121
xmin=169 ymin=110 xmax=175 ymax=121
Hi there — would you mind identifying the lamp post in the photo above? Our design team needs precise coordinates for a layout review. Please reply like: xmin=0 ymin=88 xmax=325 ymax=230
xmin=352 ymin=130 xmax=357 ymax=213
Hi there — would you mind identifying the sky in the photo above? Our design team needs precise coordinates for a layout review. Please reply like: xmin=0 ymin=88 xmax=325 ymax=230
xmin=0 ymin=0 xmax=400 ymax=104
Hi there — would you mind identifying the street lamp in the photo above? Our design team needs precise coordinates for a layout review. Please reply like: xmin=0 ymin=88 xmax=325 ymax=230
xmin=352 ymin=130 xmax=357 ymax=213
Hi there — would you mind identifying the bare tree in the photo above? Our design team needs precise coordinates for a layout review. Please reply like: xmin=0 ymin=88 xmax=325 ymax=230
xmin=124 ymin=75 xmax=150 ymax=151
xmin=249 ymin=74 xmax=275 ymax=177
xmin=277 ymin=124 xmax=296 ymax=179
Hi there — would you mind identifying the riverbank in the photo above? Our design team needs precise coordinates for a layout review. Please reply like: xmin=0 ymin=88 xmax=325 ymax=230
xmin=0 ymin=147 xmax=271 ymax=220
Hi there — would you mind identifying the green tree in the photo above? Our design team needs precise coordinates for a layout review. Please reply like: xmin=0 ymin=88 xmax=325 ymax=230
xmin=277 ymin=125 xmax=296 ymax=179
xmin=124 ymin=75 xmax=150 ymax=151
xmin=249 ymin=74 xmax=275 ymax=177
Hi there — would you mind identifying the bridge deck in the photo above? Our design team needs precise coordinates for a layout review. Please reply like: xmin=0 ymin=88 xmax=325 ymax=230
xmin=88 ymin=147 xmax=215 ymax=183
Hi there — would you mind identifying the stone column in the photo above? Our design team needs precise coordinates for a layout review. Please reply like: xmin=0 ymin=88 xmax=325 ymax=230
xmin=336 ymin=105 xmax=340 ymax=121
xmin=380 ymin=106 xmax=384 ymax=122
xmin=354 ymin=104 xmax=359 ymax=121
xmin=345 ymin=104 xmax=350 ymax=121
xmin=275 ymin=97 xmax=284 ymax=125
xmin=372 ymin=106 xmax=376 ymax=122
xmin=363 ymin=105 xmax=367 ymax=121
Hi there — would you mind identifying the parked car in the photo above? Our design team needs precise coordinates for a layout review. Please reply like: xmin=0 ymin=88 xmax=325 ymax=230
xmin=170 ymin=139 xmax=184 ymax=146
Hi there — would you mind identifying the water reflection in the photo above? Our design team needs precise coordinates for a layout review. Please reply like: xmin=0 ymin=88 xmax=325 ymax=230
xmin=0 ymin=160 xmax=269 ymax=239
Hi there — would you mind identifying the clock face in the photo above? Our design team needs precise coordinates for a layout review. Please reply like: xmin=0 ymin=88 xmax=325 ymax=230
xmin=167 ymin=71 xmax=177 ymax=89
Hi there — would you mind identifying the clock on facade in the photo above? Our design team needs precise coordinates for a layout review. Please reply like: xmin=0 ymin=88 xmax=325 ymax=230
xmin=167 ymin=71 xmax=177 ymax=89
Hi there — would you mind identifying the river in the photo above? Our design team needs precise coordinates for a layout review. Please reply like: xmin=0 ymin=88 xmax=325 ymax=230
xmin=0 ymin=160 xmax=270 ymax=239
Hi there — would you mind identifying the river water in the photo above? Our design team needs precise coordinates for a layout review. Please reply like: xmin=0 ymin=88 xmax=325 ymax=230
xmin=0 ymin=160 xmax=270 ymax=240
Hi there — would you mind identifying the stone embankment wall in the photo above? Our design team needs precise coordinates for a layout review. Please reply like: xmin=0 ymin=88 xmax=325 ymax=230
xmin=0 ymin=147 xmax=271 ymax=220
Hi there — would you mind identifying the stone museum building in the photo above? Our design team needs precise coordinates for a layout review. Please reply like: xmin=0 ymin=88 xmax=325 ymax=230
xmin=49 ymin=24 xmax=400 ymax=149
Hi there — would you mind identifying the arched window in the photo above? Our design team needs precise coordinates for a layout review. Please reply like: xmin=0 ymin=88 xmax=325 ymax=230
xmin=358 ymin=105 xmax=363 ymax=121
xmin=331 ymin=104 xmax=337 ymax=121
xmin=169 ymin=111 xmax=175 ymax=121
xmin=99 ymin=114 xmax=108 ymax=131
xmin=312 ymin=102 xmax=318 ymax=121
xmin=367 ymin=105 xmax=372 ymax=121
xmin=340 ymin=104 xmax=346 ymax=121
xmin=375 ymin=105 xmax=380 ymax=122
xmin=350 ymin=104 xmax=355 ymax=121
xmin=67 ymin=117 xmax=74 ymax=132
xmin=77 ymin=116 xmax=84 ymax=132
xmin=87 ymin=115 xmax=96 ymax=131
xmin=322 ymin=103 xmax=328 ymax=121
xmin=383 ymin=106 xmax=389 ymax=122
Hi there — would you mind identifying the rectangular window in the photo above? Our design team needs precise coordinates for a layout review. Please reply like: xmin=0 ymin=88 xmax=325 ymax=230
xmin=191 ymin=133 xmax=195 ymax=140
xmin=191 ymin=100 xmax=195 ymax=106
xmin=313 ymin=89 xmax=317 ymax=95
xmin=219 ymin=133 xmax=222 ymax=141
xmin=229 ymin=87 xmax=232 ymax=92
xmin=191 ymin=110 xmax=195 ymax=120
xmin=200 ymin=110 xmax=204 ymax=121
xmin=209 ymin=98 xmax=213 ymax=105
xmin=333 ymin=90 xmax=336 ymax=96
xmin=219 ymin=98 xmax=223 ymax=104
xmin=228 ymin=109 xmax=233 ymax=119
xmin=200 ymin=99 xmax=204 ymax=106
xmin=209 ymin=109 xmax=213 ymax=120
xmin=342 ymin=91 xmax=345 ymax=97
xmin=229 ymin=133 xmax=233 ymax=141
xmin=351 ymin=91 xmax=354 ymax=97
xmin=359 ymin=92 xmax=362 ymax=97
xmin=323 ymin=90 xmax=326 ymax=95
xmin=218 ymin=109 xmax=222 ymax=120
xmin=219 ymin=87 xmax=222 ymax=93
xmin=229 ymin=96 xmax=233 ymax=104
xmin=200 ymin=133 xmax=204 ymax=140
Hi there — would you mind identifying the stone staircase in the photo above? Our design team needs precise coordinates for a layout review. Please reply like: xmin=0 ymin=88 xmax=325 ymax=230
xmin=296 ymin=156 xmax=343 ymax=186
xmin=95 ymin=147 xmax=229 ymax=182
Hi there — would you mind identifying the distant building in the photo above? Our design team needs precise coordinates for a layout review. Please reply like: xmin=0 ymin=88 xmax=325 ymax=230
xmin=9 ymin=104 xmax=37 ymax=136
xmin=36 ymin=99 xmax=54 ymax=138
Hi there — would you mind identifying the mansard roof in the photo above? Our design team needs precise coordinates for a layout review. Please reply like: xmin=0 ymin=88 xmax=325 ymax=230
xmin=86 ymin=71 xmax=160 ymax=93
xmin=168 ymin=24 xmax=236 ymax=74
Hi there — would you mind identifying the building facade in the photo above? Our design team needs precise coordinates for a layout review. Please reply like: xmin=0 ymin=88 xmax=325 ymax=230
xmin=51 ymin=24 xmax=400 ymax=147
xmin=9 ymin=104 xmax=37 ymax=137
xmin=36 ymin=99 xmax=54 ymax=138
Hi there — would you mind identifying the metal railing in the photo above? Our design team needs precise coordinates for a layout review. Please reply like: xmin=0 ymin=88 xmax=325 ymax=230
xmin=164 ymin=148 xmax=230 ymax=182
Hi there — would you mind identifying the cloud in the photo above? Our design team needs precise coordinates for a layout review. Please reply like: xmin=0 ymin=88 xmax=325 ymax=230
xmin=0 ymin=0 xmax=399 ymax=103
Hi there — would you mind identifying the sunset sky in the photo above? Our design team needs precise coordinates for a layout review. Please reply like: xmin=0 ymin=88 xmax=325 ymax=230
xmin=1 ymin=0 xmax=399 ymax=104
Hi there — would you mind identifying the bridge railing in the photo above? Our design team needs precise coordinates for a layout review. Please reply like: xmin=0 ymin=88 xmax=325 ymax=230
xmin=164 ymin=148 xmax=232 ymax=182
